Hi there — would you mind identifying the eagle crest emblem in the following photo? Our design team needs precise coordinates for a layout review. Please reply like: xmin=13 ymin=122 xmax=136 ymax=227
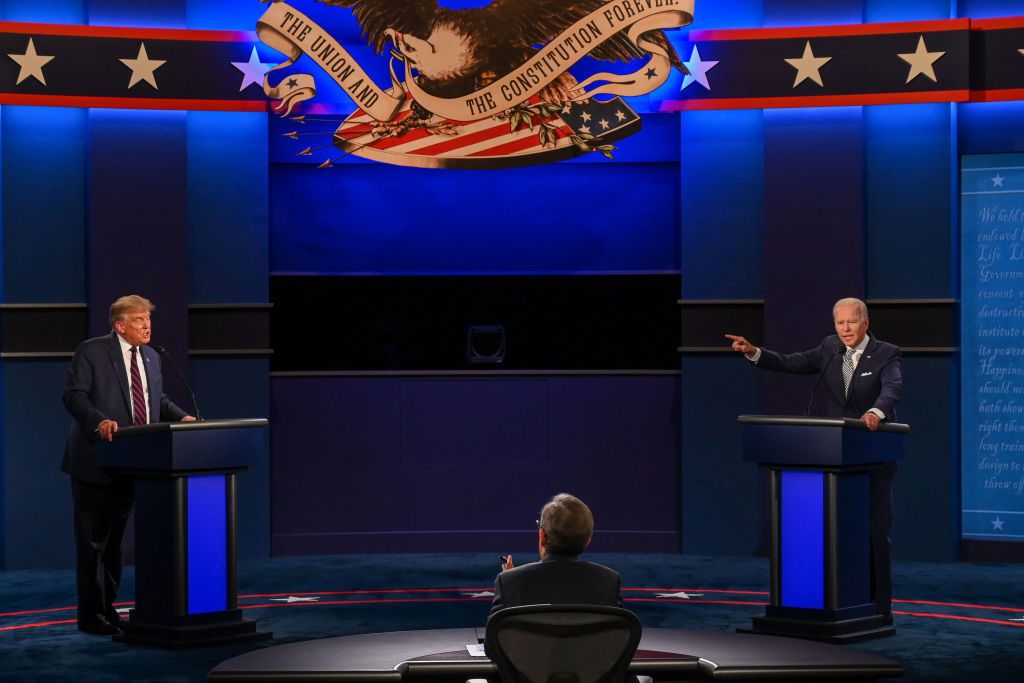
xmin=257 ymin=0 xmax=695 ymax=168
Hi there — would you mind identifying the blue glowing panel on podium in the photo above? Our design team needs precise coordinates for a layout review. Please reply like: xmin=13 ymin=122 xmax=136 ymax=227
xmin=781 ymin=470 xmax=824 ymax=609
xmin=188 ymin=475 xmax=228 ymax=614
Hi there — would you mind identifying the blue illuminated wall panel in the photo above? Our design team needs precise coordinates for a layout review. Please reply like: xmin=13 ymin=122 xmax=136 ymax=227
xmin=865 ymin=103 xmax=955 ymax=299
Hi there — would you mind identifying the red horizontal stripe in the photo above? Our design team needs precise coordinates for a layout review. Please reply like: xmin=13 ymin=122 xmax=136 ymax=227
xmin=411 ymin=119 xmax=527 ymax=156
xmin=661 ymin=90 xmax=970 ymax=111
xmin=241 ymin=597 xmax=493 ymax=609
xmin=894 ymin=611 xmax=1024 ymax=627
xmin=0 ymin=93 xmax=269 ymax=112
xmin=626 ymin=598 xmax=769 ymax=606
xmin=0 ymin=618 xmax=76 ymax=632
xmin=468 ymin=127 xmax=567 ymax=157
xmin=626 ymin=588 xmax=771 ymax=595
xmin=970 ymin=16 xmax=1024 ymax=30
xmin=895 ymin=599 xmax=1024 ymax=613
xmin=970 ymin=88 xmax=1024 ymax=103
xmin=242 ymin=587 xmax=493 ymax=599
xmin=0 ymin=20 xmax=255 ymax=42
xmin=689 ymin=18 xmax=968 ymax=42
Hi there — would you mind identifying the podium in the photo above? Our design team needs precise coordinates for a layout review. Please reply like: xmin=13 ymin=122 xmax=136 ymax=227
xmin=737 ymin=416 xmax=909 ymax=643
xmin=98 ymin=418 xmax=271 ymax=647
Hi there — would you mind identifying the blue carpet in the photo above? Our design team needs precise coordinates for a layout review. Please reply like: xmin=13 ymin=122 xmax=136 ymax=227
xmin=1 ymin=553 xmax=1021 ymax=681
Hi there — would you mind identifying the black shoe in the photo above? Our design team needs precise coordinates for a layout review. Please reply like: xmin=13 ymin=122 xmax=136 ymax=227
xmin=105 ymin=611 xmax=124 ymax=628
xmin=78 ymin=620 xmax=119 ymax=636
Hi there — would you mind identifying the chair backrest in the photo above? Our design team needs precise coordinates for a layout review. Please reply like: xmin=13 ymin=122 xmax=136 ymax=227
xmin=485 ymin=604 xmax=642 ymax=683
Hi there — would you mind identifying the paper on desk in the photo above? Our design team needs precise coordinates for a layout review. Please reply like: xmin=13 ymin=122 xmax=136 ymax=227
xmin=466 ymin=643 xmax=486 ymax=657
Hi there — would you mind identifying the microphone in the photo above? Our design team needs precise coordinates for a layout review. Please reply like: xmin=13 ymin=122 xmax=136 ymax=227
xmin=152 ymin=344 xmax=203 ymax=421
xmin=804 ymin=348 xmax=844 ymax=417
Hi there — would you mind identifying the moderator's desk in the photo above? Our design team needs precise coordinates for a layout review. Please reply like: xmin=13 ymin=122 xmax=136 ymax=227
xmin=208 ymin=627 xmax=903 ymax=681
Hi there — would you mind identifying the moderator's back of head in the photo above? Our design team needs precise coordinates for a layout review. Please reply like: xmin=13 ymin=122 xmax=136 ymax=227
xmin=485 ymin=604 xmax=642 ymax=683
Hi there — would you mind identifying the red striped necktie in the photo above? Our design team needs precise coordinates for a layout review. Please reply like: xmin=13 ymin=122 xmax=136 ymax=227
xmin=130 ymin=346 xmax=148 ymax=425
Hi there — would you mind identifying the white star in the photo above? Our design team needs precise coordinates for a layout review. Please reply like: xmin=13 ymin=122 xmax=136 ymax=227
xmin=268 ymin=596 xmax=321 ymax=603
xmin=991 ymin=517 xmax=1005 ymax=531
xmin=561 ymin=103 xmax=573 ymax=114
xmin=7 ymin=38 xmax=55 ymax=86
xmin=614 ymin=110 xmax=626 ymax=121
xmin=120 ymin=43 xmax=166 ymax=89
xmin=680 ymin=45 xmax=719 ymax=91
xmin=580 ymin=111 xmax=592 ymax=123
xmin=1010 ymin=616 xmax=1024 ymax=622
xmin=463 ymin=591 xmax=494 ymax=598
xmin=231 ymin=46 xmax=273 ymax=92
xmin=579 ymin=124 xmax=591 ymax=134
xmin=898 ymin=36 xmax=945 ymax=84
xmin=785 ymin=41 xmax=831 ymax=87
xmin=992 ymin=174 xmax=1005 ymax=187
xmin=598 ymin=118 xmax=610 ymax=130
xmin=655 ymin=591 xmax=704 ymax=599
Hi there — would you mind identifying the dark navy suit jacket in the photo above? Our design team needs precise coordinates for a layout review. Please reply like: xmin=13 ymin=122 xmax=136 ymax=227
xmin=756 ymin=334 xmax=902 ymax=419
xmin=62 ymin=332 xmax=188 ymax=485
xmin=489 ymin=554 xmax=622 ymax=616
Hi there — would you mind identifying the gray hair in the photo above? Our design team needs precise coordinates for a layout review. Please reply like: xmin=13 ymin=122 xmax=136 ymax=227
xmin=833 ymin=297 xmax=868 ymax=321
xmin=539 ymin=493 xmax=594 ymax=556
xmin=109 ymin=295 xmax=155 ymax=327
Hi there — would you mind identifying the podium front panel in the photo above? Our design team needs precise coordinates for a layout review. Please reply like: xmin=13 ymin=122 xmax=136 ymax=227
xmin=187 ymin=474 xmax=228 ymax=614
xmin=780 ymin=471 xmax=824 ymax=609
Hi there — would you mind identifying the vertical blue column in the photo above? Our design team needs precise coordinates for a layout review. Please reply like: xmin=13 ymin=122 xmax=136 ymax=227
xmin=781 ymin=470 xmax=824 ymax=609
xmin=187 ymin=474 xmax=227 ymax=614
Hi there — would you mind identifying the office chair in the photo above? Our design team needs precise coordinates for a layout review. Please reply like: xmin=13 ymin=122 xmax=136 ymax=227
xmin=485 ymin=604 xmax=642 ymax=683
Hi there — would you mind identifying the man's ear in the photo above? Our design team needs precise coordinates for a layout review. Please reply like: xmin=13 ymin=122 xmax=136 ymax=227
xmin=585 ymin=536 xmax=592 ymax=548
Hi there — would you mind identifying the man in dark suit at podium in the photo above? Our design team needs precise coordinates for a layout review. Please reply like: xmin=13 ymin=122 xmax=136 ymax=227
xmin=490 ymin=493 xmax=621 ymax=615
xmin=61 ymin=295 xmax=195 ymax=635
xmin=725 ymin=297 xmax=901 ymax=618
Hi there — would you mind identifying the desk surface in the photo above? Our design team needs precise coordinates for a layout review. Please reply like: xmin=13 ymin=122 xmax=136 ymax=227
xmin=208 ymin=627 xmax=903 ymax=681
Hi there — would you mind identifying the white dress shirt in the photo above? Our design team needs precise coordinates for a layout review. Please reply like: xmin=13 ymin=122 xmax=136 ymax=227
xmin=117 ymin=334 xmax=150 ymax=424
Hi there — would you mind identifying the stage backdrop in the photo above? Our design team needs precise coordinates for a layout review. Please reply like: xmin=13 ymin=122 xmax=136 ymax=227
xmin=961 ymin=153 xmax=1024 ymax=543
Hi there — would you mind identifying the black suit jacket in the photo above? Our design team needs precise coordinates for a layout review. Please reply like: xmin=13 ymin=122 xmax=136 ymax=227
xmin=62 ymin=333 xmax=188 ymax=485
xmin=489 ymin=554 xmax=622 ymax=616
xmin=755 ymin=334 xmax=902 ymax=419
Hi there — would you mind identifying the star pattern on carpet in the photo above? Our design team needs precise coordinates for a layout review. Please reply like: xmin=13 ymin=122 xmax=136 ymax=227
xmin=655 ymin=591 xmax=704 ymax=599
xmin=269 ymin=596 xmax=322 ymax=603
xmin=463 ymin=591 xmax=494 ymax=598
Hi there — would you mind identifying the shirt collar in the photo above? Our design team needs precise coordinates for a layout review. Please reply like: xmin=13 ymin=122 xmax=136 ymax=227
xmin=848 ymin=335 xmax=870 ymax=354
xmin=116 ymin=333 xmax=138 ymax=355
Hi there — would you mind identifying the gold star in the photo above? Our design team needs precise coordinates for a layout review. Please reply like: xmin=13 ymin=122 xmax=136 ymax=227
xmin=8 ymin=38 xmax=55 ymax=86
xmin=784 ymin=41 xmax=831 ymax=87
xmin=898 ymin=36 xmax=945 ymax=84
xmin=120 ymin=42 xmax=166 ymax=89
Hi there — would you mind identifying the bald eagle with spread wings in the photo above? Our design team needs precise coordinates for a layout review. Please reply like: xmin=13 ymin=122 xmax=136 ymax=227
xmin=318 ymin=0 xmax=685 ymax=103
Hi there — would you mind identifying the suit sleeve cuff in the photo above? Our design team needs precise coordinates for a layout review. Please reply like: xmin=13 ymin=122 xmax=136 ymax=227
xmin=869 ymin=408 xmax=885 ymax=420
xmin=748 ymin=348 xmax=761 ymax=363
